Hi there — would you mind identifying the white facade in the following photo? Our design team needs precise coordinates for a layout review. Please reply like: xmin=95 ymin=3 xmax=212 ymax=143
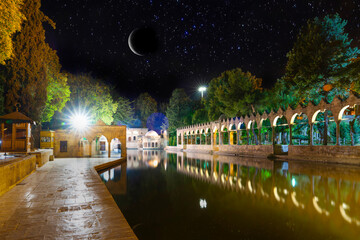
xmin=126 ymin=128 xmax=147 ymax=149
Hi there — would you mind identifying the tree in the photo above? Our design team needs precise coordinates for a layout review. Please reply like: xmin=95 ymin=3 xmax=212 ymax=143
xmin=67 ymin=73 xmax=117 ymax=125
xmin=166 ymin=89 xmax=193 ymax=133
xmin=205 ymin=68 xmax=264 ymax=119
xmin=0 ymin=0 xmax=25 ymax=64
xmin=41 ymin=46 xmax=70 ymax=122
xmin=192 ymin=108 xmax=209 ymax=124
xmin=4 ymin=0 xmax=55 ymax=122
xmin=135 ymin=93 xmax=157 ymax=127
xmin=285 ymin=14 xmax=359 ymax=102
xmin=113 ymin=96 xmax=134 ymax=126
xmin=146 ymin=112 xmax=168 ymax=134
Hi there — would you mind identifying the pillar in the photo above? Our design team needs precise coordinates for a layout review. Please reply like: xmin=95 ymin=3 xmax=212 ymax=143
xmin=258 ymin=127 xmax=262 ymax=145
xmin=211 ymin=131 xmax=214 ymax=146
xmin=272 ymin=127 xmax=275 ymax=145
xmin=108 ymin=141 xmax=111 ymax=158
xmin=336 ymin=121 xmax=341 ymax=146
xmin=247 ymin=130 xmax=250 ymax=145
xmin=237 ymin=130 xmax=240 ymax=145
xmin=289 ymin=124 xmax=293 ymax=145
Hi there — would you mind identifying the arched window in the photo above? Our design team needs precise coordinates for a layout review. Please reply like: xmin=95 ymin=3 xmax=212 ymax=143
xmin=128 ymin=137 xmax=131 ymax=141
xmin=133 ymin=136 xmax=136 ymax=140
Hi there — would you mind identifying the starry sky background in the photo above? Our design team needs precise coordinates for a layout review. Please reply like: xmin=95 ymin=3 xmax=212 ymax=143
xmin=41 ymin=0 xmax=360 ymax=101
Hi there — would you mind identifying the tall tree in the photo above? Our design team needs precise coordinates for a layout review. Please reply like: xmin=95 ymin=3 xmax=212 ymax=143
xmin=135 ymin=93 xmax=157 ymax=127
xmin=4 ymin=0 xmax=55 ymax=121
xmin=113 ymin=96 xmax=134 ymax=126
xmin=166 ymin=89 xmax=192 ymax=133
xmin=67 ymin=73 xmax=117 ymax=125
xmin=285 ymin=14 xmax=359 ymax=102
xmin=205 ymin=68 xmax=264 ymax=119
xmin=41 ymin=46 xmax=70 ymax=122
xmin=0 ymin=0 xmax=25 ymax=64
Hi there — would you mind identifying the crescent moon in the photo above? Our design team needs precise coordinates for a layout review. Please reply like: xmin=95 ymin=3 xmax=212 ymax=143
xmin=128 ymin=29 xmax=144 ymax=56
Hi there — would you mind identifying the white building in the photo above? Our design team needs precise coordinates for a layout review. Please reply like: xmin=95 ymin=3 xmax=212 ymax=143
xmin=126 ymin=128 xmax=167 ymax=150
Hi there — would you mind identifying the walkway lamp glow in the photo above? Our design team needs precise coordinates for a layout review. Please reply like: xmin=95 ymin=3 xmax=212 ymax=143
xmin=198 ymin=86 xmax=207 ymax=98
xmin=69 ymin=109 xmax=91 ymax=132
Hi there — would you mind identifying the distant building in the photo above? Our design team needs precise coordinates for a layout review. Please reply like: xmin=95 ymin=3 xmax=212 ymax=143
xmin=126 ymin=128 xmax=167 ymax=150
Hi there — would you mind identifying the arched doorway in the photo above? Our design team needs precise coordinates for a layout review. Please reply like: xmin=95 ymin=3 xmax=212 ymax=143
xmin=291 ymin=113 xmax=310 ymax=145
xmin=110 ymin=138 xmax=122 ymax=157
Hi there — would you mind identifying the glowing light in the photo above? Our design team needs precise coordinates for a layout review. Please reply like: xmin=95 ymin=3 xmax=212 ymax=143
xmin=248 ymin=181 xmax=253 ymax=193
xmin=291 ymin=178 xmax=296 ymax=187
xmin=69 ymin=109 xmax=91 ymax=132
xmin=199 ymin=199 xmax=207 ymax=209
xmin=312 ymin=196 xmax=329 ymax=216
xmin=198 ymin=86 xmax=207 ymax=98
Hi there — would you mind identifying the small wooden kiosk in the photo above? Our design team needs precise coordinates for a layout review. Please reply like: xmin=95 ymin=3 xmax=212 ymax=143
xmin=0 ymin=111 xmax=34 ymax=153
xmin=40 ymin=130 xmax=55 ymax=149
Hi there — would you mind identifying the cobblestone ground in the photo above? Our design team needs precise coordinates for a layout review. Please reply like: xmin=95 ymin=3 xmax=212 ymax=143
xmin=0 ymin=158 xmax=137 ymax=240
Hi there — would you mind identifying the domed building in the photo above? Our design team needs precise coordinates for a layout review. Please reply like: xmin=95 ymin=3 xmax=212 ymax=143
xmin=143 ymin=130 xmax=162 ymax=149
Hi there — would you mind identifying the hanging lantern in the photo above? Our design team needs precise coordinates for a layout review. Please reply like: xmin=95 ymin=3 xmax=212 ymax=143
xmin=323 ymin=84 xmax=333 ymax=92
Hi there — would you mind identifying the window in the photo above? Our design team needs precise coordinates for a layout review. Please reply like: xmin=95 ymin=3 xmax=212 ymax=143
xmin=155 ymin=142 xmax=158 ymax=147
xmin=152 ymin=142 xmax=154 ymax=148
xmin=133 ymin=136 xmax=136 ymax=140
xmin=60 ymin=141 xmax=67 ymax=152
xmin=128 ymin=137 xmax=131 ymax=141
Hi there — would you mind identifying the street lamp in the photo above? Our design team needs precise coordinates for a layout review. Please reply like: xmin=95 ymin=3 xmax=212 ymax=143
xmin=198 ymin=86 xmax=207 ymax=98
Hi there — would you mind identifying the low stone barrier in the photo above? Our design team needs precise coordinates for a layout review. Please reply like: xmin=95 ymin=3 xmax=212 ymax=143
xmin=218 ymin=144 xmax=273 ymax=157
xmin=288 ymin=145 xmax=360 ymax=165
xmin=0 ymin=155 xmax=36 ymax=196
xmin=30 ymin=149 xmax=54 ymax=167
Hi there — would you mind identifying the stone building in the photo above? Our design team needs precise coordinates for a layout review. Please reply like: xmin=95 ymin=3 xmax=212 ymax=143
xmin=54 ymin=120 xmax=126 ymax=158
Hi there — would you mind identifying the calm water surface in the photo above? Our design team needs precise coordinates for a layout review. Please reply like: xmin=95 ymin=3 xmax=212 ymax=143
xmin=100 ymin=150 xmax=360 ymax=240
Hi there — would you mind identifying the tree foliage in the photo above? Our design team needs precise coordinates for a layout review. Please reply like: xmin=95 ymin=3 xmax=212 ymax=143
xmin=0 ymin=0 xmax=25 ymax=64
xmin=41 ymin=46 xmax=70 ymax=122
xmin=205 ymin=68 xmax=264 ymax=119
xmin=113 ymin=96 xmax=134 ymax=126
xmin=4 ymin=0 xmax=55 ymax=122
xmin=135 ymin=92 xmax=157 ymax=127
xmin=166 ymin=89 xmax=193 ymax=133
xmin=285 ymin=14 xmax=359 ymax=101
xmin=67 ymin=73 xmax=117 ymax=125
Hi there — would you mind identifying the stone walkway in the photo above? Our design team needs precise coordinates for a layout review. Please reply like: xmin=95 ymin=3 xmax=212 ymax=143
xmin=0 ymin=158 xmax=137 ymax=239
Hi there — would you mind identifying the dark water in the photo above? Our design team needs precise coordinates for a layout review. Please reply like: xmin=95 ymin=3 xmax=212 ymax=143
xmin=99 ymin=150 xmax=360 ymax=240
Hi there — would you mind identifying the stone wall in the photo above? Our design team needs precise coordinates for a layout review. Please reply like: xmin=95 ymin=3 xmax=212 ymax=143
xmin=288 ymin=145 xmax=360 ymax=164
xmin=30 ymin=149 xmax=54 ymax=167
xmin=0 ymin=155 xmax=36 ymax=196
xmin=218 ymin=144 xmax=273 ymax=156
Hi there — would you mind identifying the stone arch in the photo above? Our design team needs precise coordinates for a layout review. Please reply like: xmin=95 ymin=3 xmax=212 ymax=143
xmin=312 ymin=109 xmax=336 ymax=145
xmin=229 ymin=124 xmax=237 ymax=145
xmin=260 ymin=118 xmax=272 ymax=145
xmin=338 ymin=104 xmax=360 ymax=146
xmin=221 ymin=126 xmax=229 ymax=145
xmin=237 ymin=122 xmax=247 ymax=145
xmin=249 ymin=121 xmax=259 ymax=145
xmin=195 ymin=129 xmax=200 ymax=145
xmin=274 ymin=116 xmax=289 ymax=145
xmin=292 ymin=113 xmax=310 ymax=145
xmin=110 ymin=138 xmax=122 ymax=157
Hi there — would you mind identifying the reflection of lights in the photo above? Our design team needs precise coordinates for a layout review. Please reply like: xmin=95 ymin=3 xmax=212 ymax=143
xmin=229 ymin=176 xmax=233 ymax=186
xmin=238 ymin=179 xmax=244 ymax=189
xmin=213 ymin=172 xmax=218 ymax=181
xmin=273 ymin=187 xmax=285 ymax=203
xmin=205 ymin=170 xmax=209 ymax=178
xmin=200 ymin=199 xmax=207 ymax=209
xmin=103 ymin=171 xmax=109 ymax=182
xmin=331 ymin=200 xmax=335 ymax=206
xmin=200 ymin=169 xmax=203 ymax=176
xmin=260 ymin=187 xmax=269 ymax=198
xmin=340 ymin=203 xmax=352 ymax=224
xmin=291 ymin=178 xmax=296 ymax=187
xmin=291 ymin=192 xmax=304 ymax=209
xmin=312 ymin=196 xmax=329 ymax=216
xmin=283 ymin=189 xmax=288 ymax=195
xmin=110 ymin=169 xmax=114 ymax=180
xmin=221 ymin=174 xmax=226 ymax=184
xmin=148 ymin=159 xmax=159 ymax=168
xmin=248 ymin=181 xmax=253 ymax=193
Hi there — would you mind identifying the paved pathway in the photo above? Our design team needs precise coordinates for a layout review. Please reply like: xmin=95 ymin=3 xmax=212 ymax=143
xmin=0 ymin=158 xmax=137 ymax=240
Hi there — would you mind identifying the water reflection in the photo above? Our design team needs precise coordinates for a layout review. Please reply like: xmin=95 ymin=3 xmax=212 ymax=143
xmin=123 ymin=150 xmax=360 ymax=229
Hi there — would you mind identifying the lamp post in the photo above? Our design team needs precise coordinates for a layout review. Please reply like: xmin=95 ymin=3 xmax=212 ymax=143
xmin=198 ymin=86 xmax=207 ymax=98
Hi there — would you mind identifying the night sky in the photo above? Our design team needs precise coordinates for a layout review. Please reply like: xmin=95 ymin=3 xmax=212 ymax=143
xmin=41 ymin=0 xmax=360 ymax=101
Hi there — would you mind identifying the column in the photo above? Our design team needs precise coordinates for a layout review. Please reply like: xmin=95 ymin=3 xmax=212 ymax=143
xmin=272 ymin=127 xmax=275 ymax=145
xmin=246 ymin=130 xmax=250 ymax=145
xmin=258 ymin=127 xmax=262 ymax=145
xmin=336 ymin=121 xmax=341 ymax=146
xmin=309 ymin=123 xmax=313 ymax=146
xmin=289 ymin=124 xmax=293 ymax=145
xmin=211 ymin=131 xmax=214 ymax=146
xmin=108 ymin=141 xmax=111 ymax=158
xmin=237 ymin=130 xmax=240 ymax=145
